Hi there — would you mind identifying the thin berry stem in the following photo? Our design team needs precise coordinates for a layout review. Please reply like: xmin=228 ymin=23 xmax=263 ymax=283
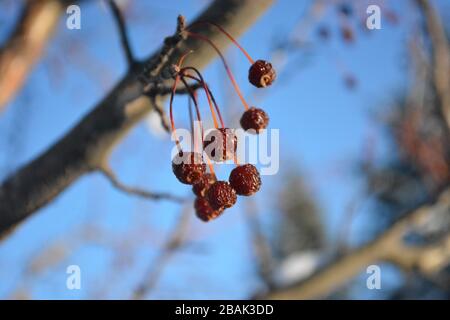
xmin=189 ymin=21 xmax=255 ymax=64
xmin=181 ymin=69 xmax=220 ymax=129
xmin=177 ymin=50 xmax=193 ymax=69
xmin=205 ymin=155 xmax=216 ymax=178
xmin=204 ymin=82 xmax=225 ymax=128
xmin=188 ymin=95 xmax=195 ymax=152
xmin=179 ymin=76 xmax=204 ymax=148
xmin=182 ymin=68 xmax=225 ymax=128
xmin=169 ymin=51 xmax=196 ymax=153
xmin=191 ymin=90 xmax=202 ymax=153
xmin=233 ymin=153 xmax=239 ymax=166
xmin=182 ymin=67 xmax=224 ymax=126
xmin=169 ymin=74 xmax=182 ymax=152
xmin=187 ymin=31 xmax=250 ymax=111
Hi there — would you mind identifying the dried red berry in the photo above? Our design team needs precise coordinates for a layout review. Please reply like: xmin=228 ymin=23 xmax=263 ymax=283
xmin=207 ymin=181 xmax=237 ymax=210
xmin=240 ymin=107 xmax=269 ymax=134
xmin=172 ymin=151 xmax=206 ymax=185
xmin=192 ymin=173 xmax=216 ymax=197
xmin=248 ymin=60 xmax=276 ymax=88
xmin=229 ymin=164 xmax=261 ymax=196
xmin=203 ymin=128 xmax=237 ymax=162
xmin=194 ymin=197 xmax=224 ymax=222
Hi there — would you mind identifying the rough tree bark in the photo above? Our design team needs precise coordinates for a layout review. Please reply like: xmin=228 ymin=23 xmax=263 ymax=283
xmin=0 ymin=0 xmax=274 ymax=239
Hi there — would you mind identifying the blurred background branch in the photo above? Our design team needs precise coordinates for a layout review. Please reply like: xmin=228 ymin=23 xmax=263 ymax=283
xmin=0 ymin=0 xmax=70 ymax=111
xmin=265 ymin=187 xmax=450 ymax=299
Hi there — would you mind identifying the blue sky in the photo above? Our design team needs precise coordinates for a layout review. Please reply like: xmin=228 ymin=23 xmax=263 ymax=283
xmin=0 ymin=0 xmax=447 ymax=299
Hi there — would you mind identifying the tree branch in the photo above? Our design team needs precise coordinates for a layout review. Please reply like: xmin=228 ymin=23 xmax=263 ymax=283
xmin=133 ymin=204 xmax=192 ymax=299
xmin=99 ymin=166 xmax=186 ymax=203
xmin=0 ymin=0 xmax=274 ymax=240
xmin=0 ymin=0 xmax=67 ymax=111
xmin=244 ymin=198 xmax=276 ymax=291
xmin=263 ymin=186 xmax=450 ymax=299
xmin=416 ymin=0 xmax=450 ymax=130
xmin=106 ymin=0 xmax=135 ymax=67
xmin=386 ymin=234 xmax=450 ymax=275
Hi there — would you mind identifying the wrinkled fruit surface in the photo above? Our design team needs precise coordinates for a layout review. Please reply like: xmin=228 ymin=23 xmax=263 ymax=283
xmin=207 ymin=181 xmax=237 ymax=210
xmin=192 ymin=173 xmax=216 ymax=197
xmin=172 ymin=151 xmax=206 ymax=185
xmin=248 ymin=60 xmax=276 ymax=88
xmin=240 ymin=107 xmax=269 ymax=133
xmin=203 ymin=128 xmax=237 ymax=162
xmin=229 ymin=164 xmax=261 ymax=196
xmin=194 ymin=197 xmax=224 ymax=222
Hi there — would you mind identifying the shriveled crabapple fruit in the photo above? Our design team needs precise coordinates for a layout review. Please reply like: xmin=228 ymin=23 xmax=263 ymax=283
xmin=207 ymin=181 xmax=237 ymax=210
xmin=203 ymin=128 xmax=237 ymax=162
xmin=192 ymin=173 xmax=216 ymax=197
xmin=248 ymin=60 xmax=276 ymax=88
xmin=194 ymin=197 xmax=224 ymax=222
xmin=240 ymin=107 xmax=269 ymax=134
xmin=229 ymin=164 xmax=261 ymax=196
xmin=172 ymin=151 xmax=206 ymax=185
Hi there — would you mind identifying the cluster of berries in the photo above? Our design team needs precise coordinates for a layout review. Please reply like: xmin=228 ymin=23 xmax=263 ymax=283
xmin=169 ymin=22 xmax=276 ymax=222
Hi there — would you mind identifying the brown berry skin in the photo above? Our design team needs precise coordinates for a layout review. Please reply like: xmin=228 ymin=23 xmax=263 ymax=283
xmin=240 ymin=107 xmax=269 ymax=134
xmin=248 ymin=60 xmax=276 ymax=88
xmin=203 ymin=128 xmax=237 ymax=162
xmin=229 ymin=164 xmax=261 ymax=196
xmin=172 ymin=151 xmax=206 ymax=185
xmin=192 ymin=173 xmax=216 ymax=197
xmin=194 ymin=197 xmax=224 ymax=222
xmin=207 ymin=181 xmax=237 ymax=210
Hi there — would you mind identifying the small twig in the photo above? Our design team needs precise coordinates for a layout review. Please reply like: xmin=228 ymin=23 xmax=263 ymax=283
xmin=133 ymin=204 xmax=192 ymax=299
xmin=148 ymin=95 xmax=171 ymax=133
xmin=244 ymin=198 xmax=276 ymax=291
xmin=336 ymin=190 xmax=369 ymax=253
xmin=141 ymin=15 xmax=187 ymax=82
xmin=107 ymin=0 xmax=135 ymax=67
xmin=143 ymin=82 xmax=202 ymax=96
xmin=143 ymin=83 xmax=202 ymax=134
xmin=99 ymin=166 xmax=186 ymax=203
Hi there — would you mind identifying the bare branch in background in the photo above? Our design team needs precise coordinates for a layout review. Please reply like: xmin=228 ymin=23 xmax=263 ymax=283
xmin=144 ymin=83 xmax=203 ymax=134
xmin=244 ymin=198 xmax=276 ymax=291
xmin=106 ymin=0 xmax=135 ymax=67
xmin=264 ymin=186 xmax=450 ymax=299
xmin=416 ymin=0 xmax=450 ymax=130
xmin=133 ymin=204 xmax=192 ymax=299
xmin=147 ymin=95 xmax=171 ymax=133
xmin=0 ymin=0 xmax=66 ymax=111
xmin=99 ymin=166 xmax=186 ymax=203
xmin=0 ymin=0 xmax=274 ymax=240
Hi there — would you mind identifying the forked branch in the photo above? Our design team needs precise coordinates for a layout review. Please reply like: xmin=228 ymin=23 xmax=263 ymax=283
xmin=0 ymin=0 xmax=274 ymax=240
